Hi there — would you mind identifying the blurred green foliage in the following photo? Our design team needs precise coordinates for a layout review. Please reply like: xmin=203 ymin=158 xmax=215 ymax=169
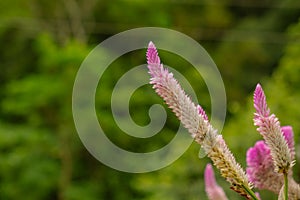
xmin=0 ymin=0 xmax=299 ymax=199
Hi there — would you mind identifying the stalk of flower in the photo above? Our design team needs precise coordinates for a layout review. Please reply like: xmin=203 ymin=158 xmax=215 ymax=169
xmin=278 ymin=179 xmax=300 ymax=200
xmin=253 ymin=84 xmax=295 ymax=174
xmin=146 ymin=41 xmax=257 ymax=199
xmin=204 ymin=163 xmax=228 ymax=200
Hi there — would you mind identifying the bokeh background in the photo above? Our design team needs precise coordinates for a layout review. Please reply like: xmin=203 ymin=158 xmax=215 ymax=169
xmin=1 ymin=0 xmax=300 ymax=199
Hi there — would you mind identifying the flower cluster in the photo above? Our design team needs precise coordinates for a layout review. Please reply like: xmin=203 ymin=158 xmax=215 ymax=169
xmin=204 ymin=86 xmax=300 ymax=200
xmin=146 ymin=42 xmax=300 ymax=200
xmin=246 ymin=126 xmax=294 ymax=194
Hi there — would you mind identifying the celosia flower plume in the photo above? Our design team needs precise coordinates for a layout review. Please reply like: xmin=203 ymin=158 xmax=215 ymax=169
xmin=205 ymin=164 xmax=228 ymax=200
xmin=146 ymin=42 xmax=254 ymax=199
xmin=253 ymin=84 xmax=294 ymax=173
xmin=147 ymin=41 xmax=209 ymax=141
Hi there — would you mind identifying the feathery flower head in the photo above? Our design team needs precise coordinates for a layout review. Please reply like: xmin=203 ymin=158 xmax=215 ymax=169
xmin=146 ymin=42 xmax=253 ymax=199
xmin=205 ymin=163 xmax=228 ymax=200
xmin=253 ymin=84 xmax=293 ymax=173
xmin=146 ymin=41 xmax=209 ymax=142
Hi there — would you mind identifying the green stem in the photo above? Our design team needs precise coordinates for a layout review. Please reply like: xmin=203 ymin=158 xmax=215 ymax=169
xmin=284 ymin=172 xmax=288 ymax=200
xmin=242 ymin=184 xmax=259 ymax=200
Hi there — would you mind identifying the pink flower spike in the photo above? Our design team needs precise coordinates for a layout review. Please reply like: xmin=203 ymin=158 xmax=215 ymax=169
xmin=253 ymin=83 xmax=270 ymax=118
xmin=146 ymin=41 xmax=209 ymax=143
xmin=205 ymin=164 xmax=228 ymax=200
xmin=147 ymin=42 xmax=253 ymax=198
xmin=281 ymin=126 xmax=296 ymax=160
xmin=253 ymin=83 xmax=293 ymax=173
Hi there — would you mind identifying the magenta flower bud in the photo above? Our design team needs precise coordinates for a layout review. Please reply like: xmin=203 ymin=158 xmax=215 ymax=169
xmin=205 ymin=164 xmax=228 ymax=200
